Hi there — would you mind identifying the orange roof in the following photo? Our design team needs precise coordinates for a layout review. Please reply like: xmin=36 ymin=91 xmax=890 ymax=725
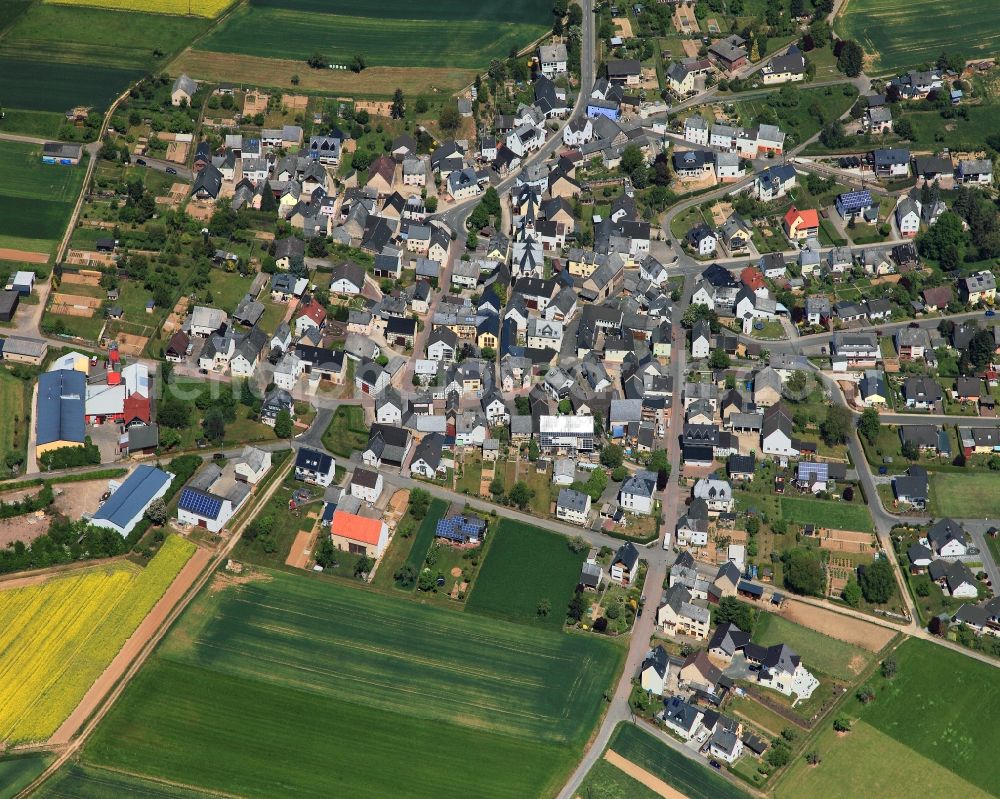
xmin=297 ymin=298 xmax=327 ymax=325
xmin=740 ymin=267 xmax=765 ymax=290
xmin=330 ymin=510 xmax=383 ymax=545
xmin=784 ymin=206 xmax=819 ymax=229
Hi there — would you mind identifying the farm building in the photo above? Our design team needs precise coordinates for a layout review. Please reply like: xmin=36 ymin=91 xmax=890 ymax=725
xmin=435 ymin=515 xmax=487 ymax=544
xmin=41 ymin=142 xmax=82 ymax=165
xmin=330 ymin=510 xmax=389 ymax=559
xmin=90 ymin=466 xmax=173 ymax=537
xmin=35 ymin=369 xmax=86 ymax=458
xmin=0 ymin=336 xmax=46 ymax=364
xmin=0 ymin=290 xmax=18 ymax=322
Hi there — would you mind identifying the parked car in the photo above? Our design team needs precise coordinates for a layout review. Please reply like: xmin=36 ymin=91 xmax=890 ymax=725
xmin=136 ymin=158 xmax=147 ymax=166
xmin=166 ymin=167 xmax=178 ymax=175
xmin=986 ymin=310 xmax=996 ymax=317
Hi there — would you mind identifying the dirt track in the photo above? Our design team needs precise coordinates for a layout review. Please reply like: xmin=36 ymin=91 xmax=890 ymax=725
xmin=48 ymin=547 xmax=213 ymax=746
xmin=780 ymin=598 xmax=896 ymax=652
xmin=602 ymin=751 xmax=689 ymax=799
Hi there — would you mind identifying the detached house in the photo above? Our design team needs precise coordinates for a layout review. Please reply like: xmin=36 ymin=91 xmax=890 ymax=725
xmin=610 ymin=542 xmax=640 ymax=585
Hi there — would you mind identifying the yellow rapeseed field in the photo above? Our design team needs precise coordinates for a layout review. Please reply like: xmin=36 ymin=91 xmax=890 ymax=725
xmin=44 ymin=0 xmax=233 ymax=18
xmin=0 ymin=535 xmax=196 ymax=743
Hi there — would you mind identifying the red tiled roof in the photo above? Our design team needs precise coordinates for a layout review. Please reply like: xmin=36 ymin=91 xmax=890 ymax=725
xmin=330 ymin=510 xmax=384 ymax=545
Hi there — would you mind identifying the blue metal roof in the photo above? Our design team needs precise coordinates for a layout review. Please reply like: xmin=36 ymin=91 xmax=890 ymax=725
xmin=92 ymin=465 xmax=171 ymax=533
xmin=36 ymin=369 xmax=86 ymax=447
xmin=179 ymin=487 xmax=223 ymax=519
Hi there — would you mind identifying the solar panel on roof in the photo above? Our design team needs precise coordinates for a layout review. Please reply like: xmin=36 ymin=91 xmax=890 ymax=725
xmin=179 ymin=488 xmax=223 ymax=519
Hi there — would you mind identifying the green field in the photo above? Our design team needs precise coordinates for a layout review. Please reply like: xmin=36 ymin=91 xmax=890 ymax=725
xmin=0 ymin=140 xmax=85 ymax=251
xmin=779 ymin=637 xmax=1000 ymax=798
xmin=0 ymin=369 xmax=31 ymax=479
xmin=752 ymin=612 xmax=872 ymax=681
xmin=0 ymin=4 xmax=207 ymax=114
xmin=776 ymin=720 xmax=993 ymax=799
xmin=929 ymin=472 xmax=1000 ymax=517
xmin=608 ymin=723 xmax=752 ymax=799
xmin=836 ymin=0 xmax=1000 ymax=74
xmin=731 ymin=85 xmax=859 ymax=147
xmin=466 ymin=518 xmax=587 ymax=628
xmin=779 ymin=496 xmax=873 ymax=533
xmin=197 ymin=0 xmax=549 ymax=68
xmin=81 ymin=571 xmax=623 ymax=799
xmin=577 ymin=758 xmax=661 ymax=799
xmin=0 ymin=755 xmax=50 ymax=799
xmin=34 ymin=764 xmax=220 ymax=799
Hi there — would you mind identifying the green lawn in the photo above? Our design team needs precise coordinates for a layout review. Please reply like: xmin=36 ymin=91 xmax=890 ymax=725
xmin=732 ymin=85 xmax=858 ymax=147
xmin=752 ymin=612 xmax=873 ymax=681
xmin=835 ymin=0 xmax=1000 ymax=74
xmin=608 ymin=724 xmax=752 ymax=799
xmin=929 ymin=472 xmax=1000 ymax=517
xmin=0 ymin=140 xmax=86 ymax=252
xmin=320 ymin=405 xmax=368 ymax=459
xmin=0 ymin=755 xmax=51 ymax=799
xmin=230 ymin=472 xmax=322 ymax=569
xmin=82 ymin=571 xmax=624 ymax=799
xmin=467 ymin=518 xmax=586 ymax=629
xmin=198 ymin=0 xmax=549 ymax=68
xmin=0 ymin=368 xmax=31 ymax=480
xmin=205 ymin=270 xmax=254 ymax=314
xmin=779 ymin=496 xmax=873 ymax=533
xmin=401 ymin=498 xmax=448 ymax=578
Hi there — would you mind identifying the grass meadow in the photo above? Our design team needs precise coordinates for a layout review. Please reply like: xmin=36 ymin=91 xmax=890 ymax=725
xmin=466 ymin=518 xmax=587 ymax=628
xmin=0 ymin=140 xmax=86 ymax=252
xmin=197 ymin=0 xmax=550 ymax=68
xmin=929 ymin=472 xmax=1000 ymax=517
xmin=778 ymin=637 xmax=1000 ymax=798
xmin=779 ymin=495 xmax=873 ymax=532
xmin=82 ymin=571 xmax=624 ymax=798
xmin=752 ymin=612 xmax=872 ymax=681
xmin=0 ymin=369 xmax=31 ymax=479
xmin=836 ymin=0 xmax=1000 ymax=74
xmin=608 ymin=723 xmax=752 ymax=799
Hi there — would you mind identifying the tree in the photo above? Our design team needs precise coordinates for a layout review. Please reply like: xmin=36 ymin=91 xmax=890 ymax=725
xmin=833 ymin=717 xmax=852 ymax=733
xmin=527 ymin=437 xmax=539 ymax=462
xmin=894 ymin=117 xmax=914 ymax=139
xmin=536 ymin=598 xmax=552 ymax=618
xmin=567 ymin=591 xmax=585 ymax=622
xmin=837 ymin=40 xmax=864 ymax=77
xmin=708 ymin=349 xmax=731 ymax=369
xmin=515 ymin=396 xmax=531 ymax=416
xmin=968 ymin=329 xmax=995 ymax=371
xmin=900 ymin=438 xmax=920 ymax=461
xmin=158 ymin=396 xmax=190 ymax=429
xmin=349 ymin=53 xmax=366 ymax=73
xmin=620 ymin=144 xmax=645 ymax=180
xmin=782 ymin=548 xmax=825 ymax=596
xmin=856 ymin=684 xmax=876 ymax=704
xmin=465 ymin=230 xmax=478 ymax=249
xmin=820 ymin=405 xmax=850 ymax=445
xmin=394 ymin=563 xmax=417 ymax=588
xmin=439 ymin=105 xmax=462 ymax=134
xmin=611 ymin=465 xmax=628 ymax=482
xmin=714 ymin=597 xmax=758 ymax=631
xmin=274 ymin=409 xmax=294 ymax=438
xmin=881 ymin=656 xmax=898 ymax=679
xmin=601 ymin=444 xmax=624 ymax=469
xmin=786 ymin=370 xmax=809 ymax=396
xmin=391 ymin=88 xmax=405 ymax=119
xmin=409 ymin=488 xmax=431 ymax=519
xmin=508 ymin=481 xmax=534 ymax=509
xmin=558 ymin=398 xmax=572 ymax=414
xmin=307 ymin=52 xmax=327 ymax=69
xmin=568 ymin=536 xmax=589 ymax=553
xmin=144 ymin=498 xmax=167 ymax=526
xmin=489 ymin=475 xmax=505 ymax=498
xmin=858 ymin=407 xmax=881 ymax=446
xmin=859 ymin=558 xmax=895 ymax=604
xmin=354 ymin=555 xmax=375 ymax=578
xmin=842 ymin=576 xmax=862 ymax=607
xmin=806 ymin=750 xmax=821 ymax=766
xmin=682 ymin=303 xmax=718 ymax=330
xmin=203 ymin=407 xmax=226 ymax=441
xmin=766 ymin=745 xmax=791 ymax=768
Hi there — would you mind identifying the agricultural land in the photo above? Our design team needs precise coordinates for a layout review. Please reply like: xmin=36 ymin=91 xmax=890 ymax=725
xmin=0 ymin=140 xmax=87 ymax=257
xmin=0 ymin=535 xmax=194 ymax=744
xmin=776 ymin=639 xmax=1000 ymax=799
xmin=836 ymin=0 xmax=1000 ymax=74
xmin=79 ymin=570 xmax=624 ymax=798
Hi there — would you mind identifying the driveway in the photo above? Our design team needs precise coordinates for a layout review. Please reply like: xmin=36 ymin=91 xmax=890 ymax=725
xmin=88 ymin=423 xmax=123 ymax=464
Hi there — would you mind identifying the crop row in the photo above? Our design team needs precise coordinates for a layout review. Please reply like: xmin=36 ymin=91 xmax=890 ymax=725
xmin=0 ymin=535 xmax=196 ymax=743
